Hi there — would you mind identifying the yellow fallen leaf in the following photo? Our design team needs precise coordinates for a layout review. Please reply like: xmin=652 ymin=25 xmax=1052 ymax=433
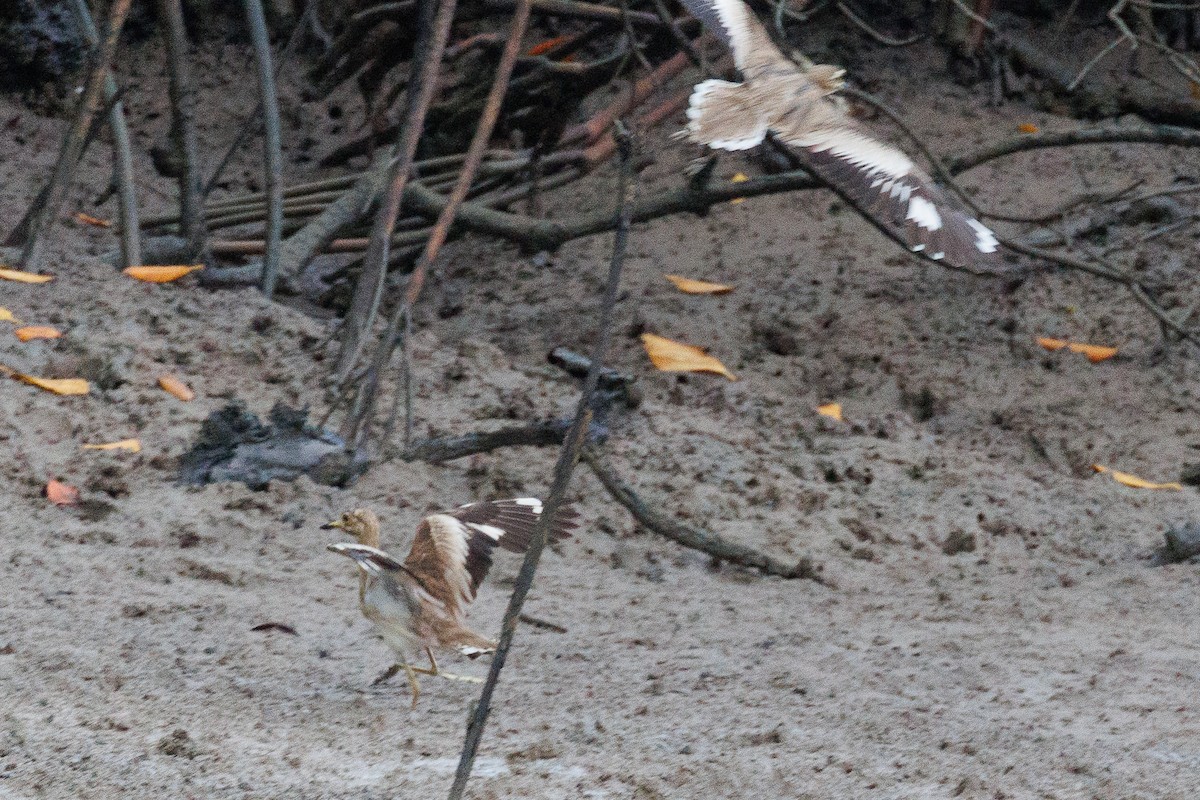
xmin=0 ymin=365 xmax=89 ymax=395
xmin=14 ymin=325 xmax=62 ymax=342
xmin=45 ymin=479 xmax=80 ymax=506
xmin=1018 ymin=123 xmax=1039 ymax=134
xmin=640 ymin=333 xmax=736 ymax=380
xmin=1093 ymin=464 xmax=1182 ymax=491
xmin=730 ymin=172 xmax=749 ymax=205
xmin=0 ymin=308 xmax=16 ymax=323
xmin=123 ymin=265 xmax=204 ymax=283
xmin=0 ymin=267 xmax=53 ymax=284
xmin=664 ymin=274 xmax=734 ymax=295
xmin=159 ymin=374 xmax=195 ymax=401
xmin=82 ymin=438 xmax=142 ymax=453
xmin=1037 ymin=336 xmax=1117 ymax=362
xmin=816 ymin=402 xmax=843 ymax=421
xmin=74 ymin=212 xmax=111 ymax=228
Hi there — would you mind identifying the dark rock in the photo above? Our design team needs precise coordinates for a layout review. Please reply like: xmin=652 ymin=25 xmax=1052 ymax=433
xmin=178 ymin=402 xmax=363 ymax=489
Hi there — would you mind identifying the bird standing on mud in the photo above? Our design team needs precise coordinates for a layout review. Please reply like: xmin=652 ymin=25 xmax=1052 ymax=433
xmin=676 ymin=0 xmax=1001 ymax=271
xmin=324 ymin=498 xmax=577 ymax=705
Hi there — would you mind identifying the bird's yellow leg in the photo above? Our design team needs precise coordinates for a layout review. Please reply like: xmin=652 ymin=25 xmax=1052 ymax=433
xmin=402 ymin=661 xmax=421 ymax=708
xmin=421 ymin=647 xmax=483 ymax=683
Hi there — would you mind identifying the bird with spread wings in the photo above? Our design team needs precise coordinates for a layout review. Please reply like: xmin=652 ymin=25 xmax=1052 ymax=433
xmin=325 ymin=498 xmax=577 ymax=705
xmin=676 ymin=0 xmax=1001 ymax=271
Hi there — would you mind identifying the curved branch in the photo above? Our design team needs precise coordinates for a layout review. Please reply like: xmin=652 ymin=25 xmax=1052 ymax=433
xmin=947 ymin=123 xmax=1200 ymax=174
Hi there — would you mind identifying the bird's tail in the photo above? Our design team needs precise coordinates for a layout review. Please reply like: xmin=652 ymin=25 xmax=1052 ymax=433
xmin=681 ymin=79 xmax=769 ymax=151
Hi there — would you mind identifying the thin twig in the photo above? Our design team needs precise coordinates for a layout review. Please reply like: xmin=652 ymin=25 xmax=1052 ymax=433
xmin=834 ymin=1 xmax=922 ymax=47
xmin=333 ymin=0 xmax=457 ymax=384
xmin=244 ymin=0 xmax=284 ymax=296
xmin=16 ymin=0 xmax=132 ymax=270
xmin=68 ymin=0 xmax=140 ymax=269
xmin=446 ymin=123 xmax=636 ymax=800
xmin=341 ymin=0 xmax=533 ymax=447
xmin=582 ymin=448 xmax=823 ymax=580
xmin=158 ymin=0 xmax=207 ymax=258
xmin=205 ymin=5 xmax=311 ymax=199
xmin=396 ymin=419 xmax=574 ymax=463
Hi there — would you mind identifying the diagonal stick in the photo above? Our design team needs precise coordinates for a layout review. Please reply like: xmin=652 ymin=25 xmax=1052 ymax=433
xmin=446 ymin=123 xmax=636 ymax=800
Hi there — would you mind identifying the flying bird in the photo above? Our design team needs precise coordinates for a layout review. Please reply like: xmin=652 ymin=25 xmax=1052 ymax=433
xmin=676 ymin=0 xmax=1000 ymax=270
xmin=324 ymin=498 xmax=577 ymax=705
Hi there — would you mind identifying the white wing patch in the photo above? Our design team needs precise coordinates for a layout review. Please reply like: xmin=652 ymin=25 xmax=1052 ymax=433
xmin=513 ymin=497 xmax=543 ymax=514
xmin=799 ymin=129 xmax=914 ymax=180
xmin=906 ymin=195 xmax=943 ymax=232
xmin=467 ymin=523 xmax=505 ymax=541
xmin=968 ymin=218 xmax=1000 ymax=253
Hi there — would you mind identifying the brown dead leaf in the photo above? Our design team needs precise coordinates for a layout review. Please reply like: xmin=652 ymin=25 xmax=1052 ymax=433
xmin=664 ymin=274 xmax=734 ymax=295
xmin=14 ymin=325 xmax=62 ymax=342
xmin=0 ymin=267 xmax=53 ymax=284
xmin=640 ymin=333 xmax=736 ymax=380
xmin=816 ymin=402 xmax=843 ymax=421
xmin=1093 ymin=464 xmax=1182 ymax=491
xmin=82 ymin=438 xmax=142 ymax=453
xmin=1018 ymin=123 xmax=1039 ymax=134
xmin=0 ymin=365 xmax=89 ymax=395
xmin=0 ymin=308 xmax=16 ymax=323
xmin=45 ymin=479 xmax=80 ymax=506
xmin=123 ymin=265 xmax=204 ymax=283
xmin=159 ymin=374 xmax=195 ymax=401
xmin=74 ymin=212 xmax=111 ymax=228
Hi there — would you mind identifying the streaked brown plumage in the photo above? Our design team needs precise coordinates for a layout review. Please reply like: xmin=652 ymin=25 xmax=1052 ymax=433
xmin=324 ymin=498 xmax=577 ymax=705
xmin=677 ymin=0 xmax=1001 ymax=271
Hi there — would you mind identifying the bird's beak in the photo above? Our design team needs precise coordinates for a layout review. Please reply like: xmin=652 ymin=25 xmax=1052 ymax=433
xmin=321 ymin=519 xmax=344 ymax=530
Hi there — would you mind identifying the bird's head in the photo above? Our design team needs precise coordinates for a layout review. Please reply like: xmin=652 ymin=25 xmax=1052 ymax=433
xmin=321 ymin=508 xmax=382 ymax=547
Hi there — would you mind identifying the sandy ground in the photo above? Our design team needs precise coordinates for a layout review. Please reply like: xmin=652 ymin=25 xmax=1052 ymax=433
xmin=3 ymin=18 xmax=1200 ymax=800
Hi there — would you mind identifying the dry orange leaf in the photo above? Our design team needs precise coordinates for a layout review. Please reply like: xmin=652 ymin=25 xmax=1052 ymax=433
xmin=14 ymin=325 xmax=62 ymax=342
xmin=640 ymin=333 xmax=736 ymax=380
xmin=1 ymin=365 xmax=89 ymax=395
xmin=45 ymin=479 xmax=80 ymax=506
xmin=816 ymin=402 xmax=843 ymax=421
xmin=526 ymin=33 xmax=573 ymax=56
xmin=123 ymin=264 xmax=204 ymax=283
xmin=83 ymin=438 xmax=142 ymax=453
xmin=74 ymin=212 xmax=111 ymax=228
xmin=159 ymin=374 xmax=195 ymax=401
xmin=1093 ymin=464 xmax=1182 ymax=491
xmin=1037 ymin=336 xmax=1117 ymax=362
xmin=0 ymin=308 xmax=16 ymax=323
xmin=1037 ymin=336 xmax=1068 ymax=351
xmin=664 ymin=274 xmax=734 ymax=295
xmin=0 ymin=267 xmax=53 ymax=284
xmin=1018 ymin=123 xmax=1039 ymax=134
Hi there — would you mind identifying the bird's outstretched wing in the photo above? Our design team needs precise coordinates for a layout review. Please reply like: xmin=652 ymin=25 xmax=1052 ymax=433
xmin=679 ymin=0 xmax=1002 ymax=270
xmin=783 ymin=119 xmax=1000 ymax=268
xmin=403 ymin=498 xmax=578 ymax=617
xmin=677 ymin=0 xmax=789 ymax=79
